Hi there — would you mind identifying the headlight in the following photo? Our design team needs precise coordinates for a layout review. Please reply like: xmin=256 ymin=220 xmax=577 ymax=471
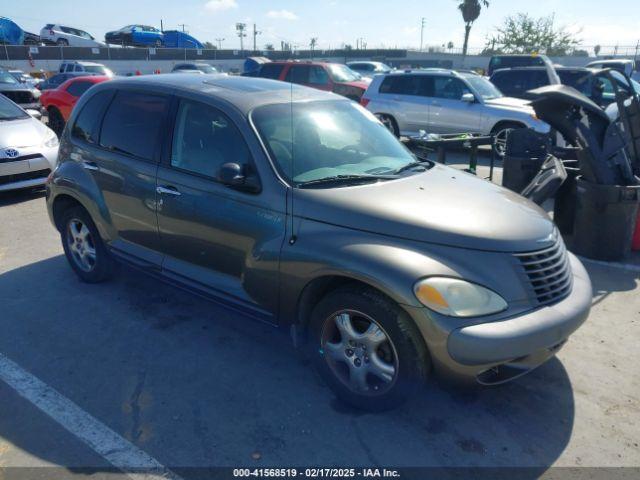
xmin=43 ymin=128 xmax=59 ymax=148
xmin=414 ymin=277 xmax=507 ymax=317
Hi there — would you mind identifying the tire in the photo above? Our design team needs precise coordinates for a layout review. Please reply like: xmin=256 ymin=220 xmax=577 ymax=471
xmin=491 ymin=122 xmax=524 ymax=158
xmin=376 ymin=114 xmax=399 ymax=137
xmin=60 ymin=206 xmax=113 ymax=283
xmin=56 ymin=38 xmax=69 ymax=46
xmin=309 ymin=285 xmax=430 ymax=411
xmin=47 ymin=107 xmax=65 ymax=137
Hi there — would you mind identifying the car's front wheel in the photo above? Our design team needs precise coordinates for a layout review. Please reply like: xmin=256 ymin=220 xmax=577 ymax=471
xmin=491 ymin=122 xmax=524 ymax=158
xmin=309 ymin=285 xmax=430 ymax=411
xmin=60 ymin=206 xmax=113 ymax=283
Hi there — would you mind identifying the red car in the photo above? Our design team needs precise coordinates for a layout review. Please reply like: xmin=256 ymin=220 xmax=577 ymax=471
xmin=40 ymin=75 xmax=110 ymax=135
xmin=255 ymin=61 xmax=370 ymax=101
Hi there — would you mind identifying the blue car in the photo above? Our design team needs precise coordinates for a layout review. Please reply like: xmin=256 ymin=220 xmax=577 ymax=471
xmin=105 ymin=25 xmax=163 ymax=47
xmin=162 ymin=30 xmax=204 ymax=49
xmin=0 ymin=17 xmax=24 ymax=45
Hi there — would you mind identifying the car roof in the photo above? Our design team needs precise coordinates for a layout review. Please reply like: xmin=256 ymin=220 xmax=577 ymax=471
xmin=62 ymin=61 xmax=105 ymax=66
xmin=93 ymin=74 xmax=344 ymax=114
xmin=491 ymin=66 xmax=601 ymax=75
xmin=587 ymin=59 xmax=633 ymax=65
xmin=269 ymin=61 xmax=332 ymax=66
xmin=380 ymin=68 xmax=458 ymax=76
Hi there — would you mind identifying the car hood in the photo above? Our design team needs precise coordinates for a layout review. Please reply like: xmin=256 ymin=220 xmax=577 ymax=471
xmin=485 ymin=97 xmax=533 ymax=112
xmin=0 ymin=117 xmax=48 ymax=148
xmin=294 ymin=164 xmax=555 ymax=252
xmin=340 ymin=80 xmax=370 ymax=90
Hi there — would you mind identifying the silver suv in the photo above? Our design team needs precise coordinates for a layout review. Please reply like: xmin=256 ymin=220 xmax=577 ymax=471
xmin=361 ymin=69 xmax=550 ymax=156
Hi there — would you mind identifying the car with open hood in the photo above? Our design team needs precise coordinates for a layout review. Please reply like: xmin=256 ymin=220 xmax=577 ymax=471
xmin=45 ymin=74 xmax=591 ymax=411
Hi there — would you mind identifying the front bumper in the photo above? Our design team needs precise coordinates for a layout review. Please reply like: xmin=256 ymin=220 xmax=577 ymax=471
xmin=0 ymin=146 xmax=58 ymax=192
xmin=406 ymin=253 xmax=592 ymax=385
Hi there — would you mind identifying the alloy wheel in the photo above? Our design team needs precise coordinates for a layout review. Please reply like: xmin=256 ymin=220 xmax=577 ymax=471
xmin=321 ymin=310 xmax=399 ymax=395
xmin=493 ymin=128 xmax=513 ymax=157
xmin=66 ymin=219 xmax=97 ymax=272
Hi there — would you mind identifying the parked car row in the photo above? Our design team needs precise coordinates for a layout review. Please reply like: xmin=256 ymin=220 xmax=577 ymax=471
xmin=2 ymin=17 xmax=206 ymax=49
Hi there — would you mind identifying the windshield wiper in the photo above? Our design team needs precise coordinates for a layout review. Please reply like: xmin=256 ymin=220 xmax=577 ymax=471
xmin=296 ymin=174 xmax=397 ymax=188
xmin=392 ymin=160 xmax=429 ymax=175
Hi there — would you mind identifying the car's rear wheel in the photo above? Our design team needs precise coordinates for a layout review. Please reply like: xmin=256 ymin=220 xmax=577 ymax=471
xmin=491 ymin=122 xmax=524 ymax=158
xmin=61 ymin=206 xmax=113 ymax=283
xmin=56 ymin=38 xmax=69 ymax=46
xmin=47 ymin=107 xmax=65 ymax=137
xmin=375 ymin=114 xmax=399 ymax=137
xmin=309 ymin=285 xmax=430 ymax=411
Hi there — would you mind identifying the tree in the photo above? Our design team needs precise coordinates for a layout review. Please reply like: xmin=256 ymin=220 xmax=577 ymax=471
xmin=264 ymin=43 xmax=275 ymax=51
xmin=456 ymin=0 xmax=489 ymax=58
xmin=447 ymin=41 xmax=454 ymax=52
xmin=202 ymin=41 xmax=216 ymax=50
xmin=485 ymin=13 xmax=580 ymax=56
xmin=594 ymin=44 xmax=601 ymax=56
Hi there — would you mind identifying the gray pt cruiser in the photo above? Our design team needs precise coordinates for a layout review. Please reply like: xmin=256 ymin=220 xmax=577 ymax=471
xmin=45 ymin=75 xmax=591 ymax=411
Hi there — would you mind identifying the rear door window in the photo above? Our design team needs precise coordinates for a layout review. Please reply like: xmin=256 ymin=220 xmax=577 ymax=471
xmin=258 ymin=63 xmax=284 ymax=79
xmin=285 ymin=65 xmax=310 ymax=84
xmin=66 ymin=81 xmax=94 ymax=97
xmin=379 ymin=75 xmax=425 ymax=96
xmin=99 ymin=91 xmax=170 ymax=161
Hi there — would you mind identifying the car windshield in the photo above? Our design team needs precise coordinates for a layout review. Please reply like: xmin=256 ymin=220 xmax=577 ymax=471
xmin=0 ymin=94 xmax=28 ymax=120
xmin=462 ymin=74 xmax=502 ymax=100
xmin=0 ymin=72 xmax=18 ymax=84
xmin=327 ymin=64 xmax=360 ymax=83
xmin=252 ymin=100 xmax=421 ymax=185
xmin=83 ymin=66 xmax=111 ymax=75
xmin=197 ymin=65 xmax=217 ymax=74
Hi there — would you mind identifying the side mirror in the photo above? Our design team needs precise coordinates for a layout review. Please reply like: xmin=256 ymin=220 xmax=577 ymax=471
xmin=461 ymin=92 xmax=476 ymax=103
xmin=218 ymin=162 xmax=261 ymax=193
xmin=26 ymin=109 xmax=42 ymax=120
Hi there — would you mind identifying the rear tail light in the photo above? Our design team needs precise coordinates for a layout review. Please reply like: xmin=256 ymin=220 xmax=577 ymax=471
xmin=360 ymin=97 xmax=370 ymax=108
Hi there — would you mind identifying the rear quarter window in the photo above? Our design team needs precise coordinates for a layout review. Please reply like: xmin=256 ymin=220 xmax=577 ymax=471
xmin=258 ymin=63 xmax=285 ymax=79
xmin=99 ymin=91 xmax=170 ymax=161
xmin=71 ymin=90 xmax=114 ymax=144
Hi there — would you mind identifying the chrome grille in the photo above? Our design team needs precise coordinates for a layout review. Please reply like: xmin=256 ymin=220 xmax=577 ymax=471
xmin=514 ymin=236 xmax=572 ymax=306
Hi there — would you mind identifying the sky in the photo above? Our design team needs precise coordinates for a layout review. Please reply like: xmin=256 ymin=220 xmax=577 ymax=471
xmin=5 ymin=0 xmax=640 ymax=52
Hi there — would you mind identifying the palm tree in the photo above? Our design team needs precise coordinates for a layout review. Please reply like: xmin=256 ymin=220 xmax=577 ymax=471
xmin=456 ymin=0 xmax=489 ymax=58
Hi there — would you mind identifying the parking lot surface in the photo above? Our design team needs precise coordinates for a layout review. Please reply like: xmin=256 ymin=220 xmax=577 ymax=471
xmin=0 ymin=162 xmax=638 ymax=477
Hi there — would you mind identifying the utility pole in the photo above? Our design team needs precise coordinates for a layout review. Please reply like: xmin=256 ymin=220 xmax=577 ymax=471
xmin=420 ymin=17 xmax=426 ymax=52
xmin=215 ymin=37 xmax=225 ymax=49
xmin=236 ymin=23 xmax=247 ymax=53
xmin=177 ymin=24 xmax=187 ymax=33
xmin=252 ymin=24 xmax=261 ymax=52
xmin=634 ymin=40 xmax=639 ymax=64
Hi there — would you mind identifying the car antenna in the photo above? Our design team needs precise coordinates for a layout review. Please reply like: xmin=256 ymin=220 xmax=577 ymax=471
xmin=289 ymin=80 xmax=297 ymax=245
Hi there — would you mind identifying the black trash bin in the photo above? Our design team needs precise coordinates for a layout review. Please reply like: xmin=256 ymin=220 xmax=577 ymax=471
xmin=572 ymin=177 xmax=640 ymax=261
xmin=502 ymin=129 xmax=548 ymax=193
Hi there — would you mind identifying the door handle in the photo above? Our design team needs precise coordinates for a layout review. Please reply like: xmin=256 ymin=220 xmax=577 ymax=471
xmin=82 ymin=161 xmax=99 ymax=171
xmin=156 ymin=185 xmax=181 ymax=196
